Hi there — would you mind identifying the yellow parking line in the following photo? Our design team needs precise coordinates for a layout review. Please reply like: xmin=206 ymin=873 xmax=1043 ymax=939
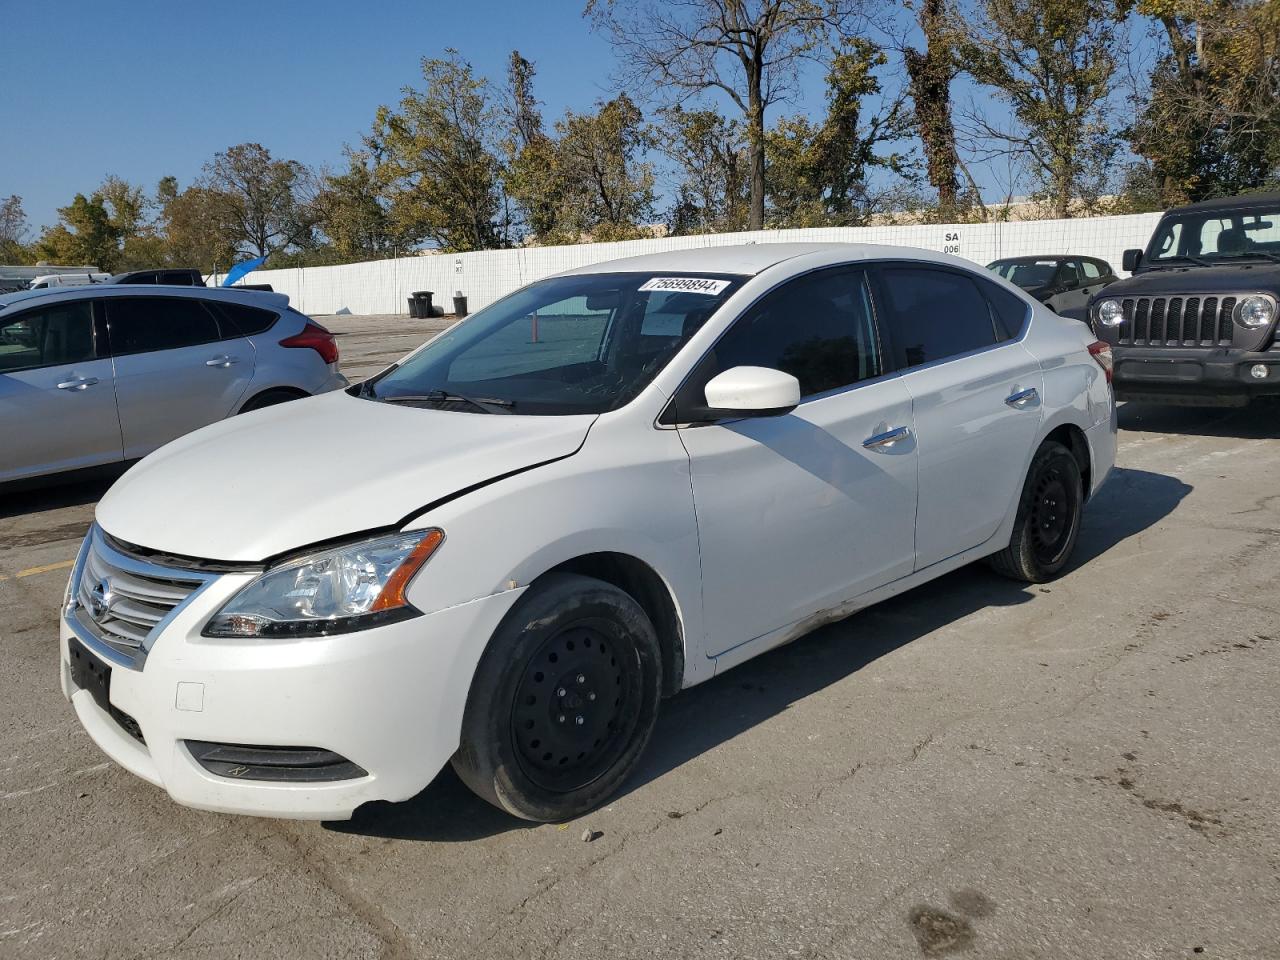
xmin=0 ymin=558 xmax=76 ymax=582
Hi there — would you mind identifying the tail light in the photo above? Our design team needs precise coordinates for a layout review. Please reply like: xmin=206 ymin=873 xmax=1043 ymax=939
xmin=280 ymin=321 xmax=339 ymax=365
xmin=1088 ymin=340 xmax=1113 ymax=384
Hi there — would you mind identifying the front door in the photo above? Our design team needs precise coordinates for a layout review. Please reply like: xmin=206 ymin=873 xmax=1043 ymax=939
xmin=872 ymin=264 xmax=1044 ymax=569
xmin=675 ymin=266 xmax=918 ymax=658
xmin=0 ymin=299 xmax=122 ymax=482
xmin=105 ymin=296 xmax=255 ymax=458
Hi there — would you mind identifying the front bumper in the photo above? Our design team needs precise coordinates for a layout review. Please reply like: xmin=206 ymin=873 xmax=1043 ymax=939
xmin=60 ymin=565 xmax=523 ymax=820
xmin=1112 ymin=346 xmax=1280 ymax=402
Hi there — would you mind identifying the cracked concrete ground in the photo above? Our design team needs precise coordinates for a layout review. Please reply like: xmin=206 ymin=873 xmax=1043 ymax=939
xmin=2 ymin=313 xmax=1279 ymax=959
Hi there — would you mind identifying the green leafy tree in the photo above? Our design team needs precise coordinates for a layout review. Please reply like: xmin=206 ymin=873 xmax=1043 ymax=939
xmin=903 ymin=0 xmax=960 ymax=212
xmin=658 ymin=106 xmax=749 ymax=234
xmin=588 ymin=0 xmax=868 ymax=230
xmin=550 ymin=93 xmax=657 ymax=241
xmin=369 ymin=50 xmax=509 ymax=252
xmin=502 ymin=51 xmax=564 ymax=242
xmin=1129 ymin=0 xmax=1280 ymax=203
xmin=955 ymin=0 xmax=1130 ymax=218
xmin=766 ymin=39 xmax=912 ymax=226
xmin=203 ymin=143 xmax=320 ymax=259
xmin=36 ymin=176 xmax=153 ymax=270
xmin=0 ymin=195 xmax=30 ymax=262
xmin=315 ymin=150 xmax=406 ymax=260
xmin=156 ymin=176 xmax=239 ymax=272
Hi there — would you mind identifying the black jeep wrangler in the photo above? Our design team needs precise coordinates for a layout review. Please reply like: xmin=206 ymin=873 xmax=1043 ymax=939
xmin=1089 ymin=193 xmax=1280 ymax=405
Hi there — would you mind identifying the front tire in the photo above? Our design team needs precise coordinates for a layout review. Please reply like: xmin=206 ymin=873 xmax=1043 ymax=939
xmin=987 ymin=440 xmax=1084 ymax=583
xmin=452 ymin=573 xmax=662 ymax=822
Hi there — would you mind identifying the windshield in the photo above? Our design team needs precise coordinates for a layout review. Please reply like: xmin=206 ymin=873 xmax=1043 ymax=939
xmin=988 ymin=260 xmax=1058 ymax=288
xmin=1147 ymin=205 xmax=1280 ymax=264
xmin=364 ymin=271 xmax=743 ymax=415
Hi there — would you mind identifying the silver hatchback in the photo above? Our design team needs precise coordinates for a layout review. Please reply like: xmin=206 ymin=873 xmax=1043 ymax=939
xmin=0 ymin=285 xmax=348 ymax=485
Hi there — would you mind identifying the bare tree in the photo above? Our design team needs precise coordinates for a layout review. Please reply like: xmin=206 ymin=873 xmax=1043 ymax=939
xmin=587 ymin=0 xmax=867 ymax=230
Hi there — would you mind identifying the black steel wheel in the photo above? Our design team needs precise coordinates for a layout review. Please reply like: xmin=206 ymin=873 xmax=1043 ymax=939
xmin=453 ymin=573 xmax=662 ymax=822
xmin=511 ymin=623 xmax=641 ymax=793
xmin=987 ymin=440 xmax=1084 ymax=583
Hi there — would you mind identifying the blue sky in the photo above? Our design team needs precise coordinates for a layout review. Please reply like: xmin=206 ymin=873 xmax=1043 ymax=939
xmin=2 ymin=0 xmax=1150 ymax=235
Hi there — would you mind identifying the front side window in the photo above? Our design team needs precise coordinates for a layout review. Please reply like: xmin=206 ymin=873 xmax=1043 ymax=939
xmin=877 ymin=266 xmax=999 ymax=368
xmin=699 ymin=266 xmax=881 ymax=399
xmin=106 ymin=297 xmax=224 ymax=355
xmin=0 ymin=301 xmax=95 ymax=373
xmin=367 ymin=272 xmax=743 ymax=415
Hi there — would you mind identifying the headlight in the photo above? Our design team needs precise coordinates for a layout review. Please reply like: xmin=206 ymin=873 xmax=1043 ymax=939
xmin=203 ymin=529 xmax=444 ymax=638
xmin=1096 ymin=299 xmax=1124 ymax=327
xmin=1235 ymin=295 xmax=1276 ymax=329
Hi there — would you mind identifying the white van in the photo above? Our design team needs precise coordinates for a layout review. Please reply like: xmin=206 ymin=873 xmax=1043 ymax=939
xmin=28 ymin=272 xmax=111 ymax=290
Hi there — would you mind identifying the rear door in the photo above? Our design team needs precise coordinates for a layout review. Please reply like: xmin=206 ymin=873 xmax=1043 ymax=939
xmin=106 ymin=296 xmax=256 ymax=458
xmin=0 ymin=299 xmax=122 ymax=482
xmin=872 ymin=264 xmax=1043 ymax=570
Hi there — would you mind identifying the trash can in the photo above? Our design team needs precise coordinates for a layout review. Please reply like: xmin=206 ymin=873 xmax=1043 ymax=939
xmin=407 ymin=296 xmax=421 ymax=318
xmin=414 ymin=291 xmax=434 ymax=318
xmin=452 ymin=292 xmax=468 ymax=317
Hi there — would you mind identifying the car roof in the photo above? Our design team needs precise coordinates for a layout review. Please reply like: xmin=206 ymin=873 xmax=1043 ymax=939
xmin=560 ymin=242 xmax=978 ymax=278
xmin=1166 ymin=192 xmax=1280 ymax=215
xmin=0 ymin=284 xmax=289 ymax=313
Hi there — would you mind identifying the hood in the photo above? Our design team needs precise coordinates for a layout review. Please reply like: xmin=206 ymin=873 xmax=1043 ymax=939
xmin=1106 ymin=263 xmax=1280 ymax=299
xmin=96 ymin=390 xmax=596 ymax=562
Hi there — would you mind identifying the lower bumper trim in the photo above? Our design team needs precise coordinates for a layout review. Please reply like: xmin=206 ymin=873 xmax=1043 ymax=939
xmin=185 ymin=740 xmax=368 ymax=783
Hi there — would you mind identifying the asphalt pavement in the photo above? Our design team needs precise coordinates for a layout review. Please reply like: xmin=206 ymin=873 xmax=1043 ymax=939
xmin=2 ymin=313 xmax=1277 ymax=959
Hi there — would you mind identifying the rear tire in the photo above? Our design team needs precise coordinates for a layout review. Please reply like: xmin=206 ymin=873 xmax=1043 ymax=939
xmin=987 ymin=440 xmax=1083 ymax=583
xmin=239 ymin=388 xmax=306 ymax=413
xmin=452 ymin=573 xmax=662 ymax=822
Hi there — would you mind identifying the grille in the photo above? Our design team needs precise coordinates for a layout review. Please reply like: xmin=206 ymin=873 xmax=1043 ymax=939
xmin=1115 ymin=295 xmax=1237 ymax=346
xmin=71 ymin=526 xmax=214 ymax=668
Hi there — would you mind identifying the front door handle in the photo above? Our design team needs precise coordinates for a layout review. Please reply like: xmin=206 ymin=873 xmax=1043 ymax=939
xmin=863 ymin=426 xmax=911 ymax=449
xmin=56 ymin=376 xmax=99 ymax=390
xmin=1006 ymin=387 xmax=1039 ymax=407
xmin=206 ymin=355 xmax=240 ymax=368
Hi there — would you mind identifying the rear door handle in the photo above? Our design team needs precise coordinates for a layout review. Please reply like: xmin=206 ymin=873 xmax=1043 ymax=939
xmin=1006 ymin=387 xmax=1039 ymax=407
xmin=862 ymin=426 xmax=911 ymax=449
xmin=56 ymin=376 xmax=99 ymax=390
xmin=206 ymin=355 xmax=240 ymax=368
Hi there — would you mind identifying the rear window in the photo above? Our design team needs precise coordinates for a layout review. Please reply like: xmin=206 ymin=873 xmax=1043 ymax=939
xmin=214 ymin=302 xmax=280 ymax=336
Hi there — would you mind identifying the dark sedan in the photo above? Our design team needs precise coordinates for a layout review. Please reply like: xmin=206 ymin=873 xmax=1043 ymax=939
xmin=986 ymin=255 xmax=1118 ymax=321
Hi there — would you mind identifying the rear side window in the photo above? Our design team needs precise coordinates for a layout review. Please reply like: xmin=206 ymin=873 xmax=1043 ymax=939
xmin=214 ymin=302 xmax=280 ymax=336
xmin=0 ymin=301 xmax=95 ymax=373
xmin=702 ymin=266 xmax=881 ymax=398
xmin=106 ymin=297 xmax=225 ymax=355
xmin=975 ymin=276 xmax=1030 ymax=341
xmin=162 ymin=271 xmax=196 ymax=285
xmin=876 ymin=267 xmax=999 ymax=368
xmin=1081 ymin=260 xmax=1103 ymax=280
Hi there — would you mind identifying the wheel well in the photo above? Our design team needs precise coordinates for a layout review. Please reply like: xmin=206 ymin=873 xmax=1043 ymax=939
xmin=241 ymin=386 xmax=308 ymax=410
xmin=1045 ymin=423 xmax=1091 ymax=498
xmin=539 ymin=553 xmax=684 ymax=698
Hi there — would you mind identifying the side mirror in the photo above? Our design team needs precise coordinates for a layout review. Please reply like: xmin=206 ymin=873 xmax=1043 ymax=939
xmin=1122 ymin=249 xmax=1143 ymax=273
xmin=702 ymin=366 xmax=800 ymax=418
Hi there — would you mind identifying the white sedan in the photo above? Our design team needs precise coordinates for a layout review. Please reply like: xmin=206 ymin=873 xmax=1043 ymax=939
xmin=59 ymin=244 xmax=1116 ymax=822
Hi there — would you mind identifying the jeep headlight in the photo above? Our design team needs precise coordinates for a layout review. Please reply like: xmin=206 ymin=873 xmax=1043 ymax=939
xmin=1236 ymin=295 xmax=1276 ymax=329
xmin=203 ymin=529 xmax=444 ymax=638
xmin=1096 ymin=299 xmax=1124 ymax=327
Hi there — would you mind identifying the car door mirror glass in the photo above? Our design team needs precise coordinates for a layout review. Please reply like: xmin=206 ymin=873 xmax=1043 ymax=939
xmin=703 ymin=366 xmax=800 ymax=417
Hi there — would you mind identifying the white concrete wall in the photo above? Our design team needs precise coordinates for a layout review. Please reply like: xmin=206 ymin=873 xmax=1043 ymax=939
xmin=215 ymin=213 xmax=1162 ymax=317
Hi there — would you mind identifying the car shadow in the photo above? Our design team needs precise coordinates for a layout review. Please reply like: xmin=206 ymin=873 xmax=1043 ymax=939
xmin=1119 ymin=400 xmax=1280 ymax=440
xmin=0 ymin=466 xmax=127 ymax=519
xmin=330 ymin=465 xmax=1190 ymax=842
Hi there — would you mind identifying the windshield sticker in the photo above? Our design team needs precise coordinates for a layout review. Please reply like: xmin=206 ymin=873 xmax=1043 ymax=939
xmin=638 ymin=277 xmax=731 ymax=296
